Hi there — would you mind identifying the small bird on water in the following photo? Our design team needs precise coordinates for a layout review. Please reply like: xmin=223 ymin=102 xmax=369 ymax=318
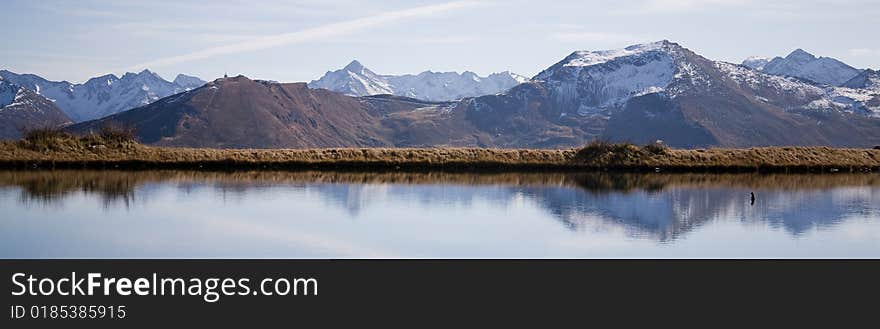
xmin=750 ymin=192 xmax=756 ymax=206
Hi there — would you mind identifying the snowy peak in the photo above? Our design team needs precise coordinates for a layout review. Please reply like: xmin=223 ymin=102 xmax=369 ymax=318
xmin=0 ymin=69 xmax=206 ymax=122
xmin=308 ymin=61 xmax=526 ymax=101
xmin=343 ymin=60 xmax=367 ymax=73
xmin=490 ymin=71 xmax=530 ymax=84
xmin=760 ymin=49 xmax=861 ymax=86
xmin=742 ymin=56 xmax=771 ymax=70
xmin=549 ymin=40 xmax=677 ymax=69
xmin=531 ymin=40 xmax=691 ymax=114
xmin=309 ymin=60 xmax=392 ymax=96
xmin=786 ymin=48 xmax=816 ymax=62
xmin=84 ymin=74 xmax=119 ymax=87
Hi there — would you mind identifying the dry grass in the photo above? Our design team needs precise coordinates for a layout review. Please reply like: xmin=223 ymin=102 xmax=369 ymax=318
xmin=16 ymin=126 xmax=138 ymax=153
xmin=0 ymin=133 xmax=879 ymax=172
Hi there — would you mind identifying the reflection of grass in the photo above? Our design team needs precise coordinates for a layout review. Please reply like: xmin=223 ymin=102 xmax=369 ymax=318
xmin=1 ymin=170 xmax=137 ymax=206
xmin=0 ymin=137 xmax=878 ymax=172
xmin=1 ymin=170 xmax=878 ymax=204
xmin=17 ymin=126 xmax=137 ymax=153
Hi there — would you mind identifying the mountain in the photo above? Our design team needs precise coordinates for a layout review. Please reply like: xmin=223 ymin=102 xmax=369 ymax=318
xmin=830 ymin=69 xmax=880 ymax=115
xmin=756 ymin=49 xmax=862 ymax=86
xmin=309 ymin=61 xmax=393 ymax=96
xmin=0 ymin=70 xmax=206 ymax=122
xmin=455 ymin=40 xmax=880 ymax=147
xmin=309 ymin=60 xmax=528 ymax=101
xmin=173 ymin=74 xmax=207 ymax=90
xmin=741 ymin=56 xmax=771 ymax=70
xmin=842 ymin=69 xmax=880 ymax=91
xmin=0 ymin=77 xmax=72 ymax=139
xmin=71 ymin=41 xmax=880 ymax=149
xmin=70 ymin=76 xmax=456 ymax=148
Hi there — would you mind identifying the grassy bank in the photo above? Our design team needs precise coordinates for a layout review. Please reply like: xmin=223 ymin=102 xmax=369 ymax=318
xmin=0 ymin=129 xmax=878 ymax=173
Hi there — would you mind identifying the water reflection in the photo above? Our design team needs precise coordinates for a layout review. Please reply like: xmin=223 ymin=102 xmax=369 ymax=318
xmin=0 ymin=170 xmax=878 ymax=258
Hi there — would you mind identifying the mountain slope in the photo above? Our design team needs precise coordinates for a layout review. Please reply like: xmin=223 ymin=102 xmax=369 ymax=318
xmin=759 ymin=49 xmax=861 ymax=86
xmin=460 ymin=41 xmax=880 ymax=147
xmin=70 ymin=76 xmax=440 ymax=148
xmin=0 ymin=70 xmax=206 ymax=122
xmin=842 ymin=69 xmax=880 ymax=91
xmin=831 ymin=69 xmax=880 ymax=115
xmin=309 ymin=60 xmax=528 ymax=101
xmin=0 ymin=78 xmax=72 ymax=139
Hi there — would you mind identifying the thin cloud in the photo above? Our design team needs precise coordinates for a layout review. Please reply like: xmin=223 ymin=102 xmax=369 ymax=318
xmin=122 ymin=1 xmax=485 ymax=72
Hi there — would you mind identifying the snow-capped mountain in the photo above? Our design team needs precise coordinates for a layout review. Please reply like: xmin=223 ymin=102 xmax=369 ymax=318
xmin=827 ymin=69 xmax=880 ymax=115
xmin=0 ymin=70 xmax=206 ymax=122
xmin=754 ymin=49 xmax=862 ymax=86
xmin=0 ymin=77 xmax=72 ymax=139
xmin=309 ymin=60 xmax=528 ymax=101
xmin=530 ymin=41 xmax=833 ymax=116
xmin=741 ymin=56 xmax=771 ymax=70
xmin=460 ymin=40 xmax=880 ymax=147
xmin=310 ymin=61 xmax=394 ymax=96
xmin=532 ymin=41 xmax=680 ymax=115
xmin=738 ymin=51 xmax=878 ymax=117
xmin=64 ymin=41 xmax=880 ymax=149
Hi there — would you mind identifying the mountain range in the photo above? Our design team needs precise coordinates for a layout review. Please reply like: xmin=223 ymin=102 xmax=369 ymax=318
xmin=0 ymin=77 xmax=72 ymax=139
xmin=308 ymin=60 xmax=528 ymax=101
xmin=72 ymin=76 xmax=450 ymax=148
xmin=742 ymin=49 xmax=863 ymax=86
xmin=0 ymin=69 xmax=205 ymax=122
xmin=9 ymin=40 xmax=880 ymax=148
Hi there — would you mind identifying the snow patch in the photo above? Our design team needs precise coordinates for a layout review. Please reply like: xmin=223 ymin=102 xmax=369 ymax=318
xmin=560 ymin=41 xmax=668 ymax=67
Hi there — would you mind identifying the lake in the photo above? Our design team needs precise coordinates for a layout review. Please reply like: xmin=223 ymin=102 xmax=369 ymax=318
xmin=0 ymin=170 xmax=878 ymax=258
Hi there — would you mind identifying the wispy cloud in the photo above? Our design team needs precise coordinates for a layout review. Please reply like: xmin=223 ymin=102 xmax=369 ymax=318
xmin=122 ymin=1 xmax=485 ymax=71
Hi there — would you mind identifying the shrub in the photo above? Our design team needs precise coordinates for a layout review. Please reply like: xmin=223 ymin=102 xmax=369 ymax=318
xmin=643 ymin=140 xmax=669 ymax=155
xmin=576 ymin=140 xmax=615 ymax=159
xmin=18 ymin=124 xmax=138 ymax=152
xmin=22 ymin=127 xmax=72 ymax=143
xmin=874 ymin=146 xmax=880 ymax=150
xmin=574 ymin=140 xmax=643 ymax=164
xmin=19 ymin=128 xmax=74 ymax=151
xmin=96 ymin=124 xmax=137 ymax=144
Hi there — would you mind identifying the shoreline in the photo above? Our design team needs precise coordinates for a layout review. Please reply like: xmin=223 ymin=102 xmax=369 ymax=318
xmin=2 ymin=141 xmax=879 ymax=173
xmin=0 ymin=159 xmax=878 ymax=173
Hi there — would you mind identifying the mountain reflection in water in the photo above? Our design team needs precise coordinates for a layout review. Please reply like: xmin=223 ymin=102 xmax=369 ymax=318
xmin=0 ymin=170 xmax=878 ymax=258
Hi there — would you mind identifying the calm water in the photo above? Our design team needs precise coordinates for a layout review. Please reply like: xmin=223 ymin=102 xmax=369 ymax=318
xmin=0 ymin=170 xmax=878 ymax=258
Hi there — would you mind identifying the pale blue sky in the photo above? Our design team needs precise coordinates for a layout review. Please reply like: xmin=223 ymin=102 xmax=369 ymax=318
xmin=3 ymin=0 xmax=879 ymax=83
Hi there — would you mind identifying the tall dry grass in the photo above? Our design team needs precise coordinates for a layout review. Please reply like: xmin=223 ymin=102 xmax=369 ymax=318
xmin=0 ymin=133 xmax=878 ymax=172
xmin=16 ymin=126 xmax=137 ymax=153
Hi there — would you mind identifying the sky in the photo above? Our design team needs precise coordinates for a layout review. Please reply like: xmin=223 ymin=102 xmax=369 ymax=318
xmin=3 ymin=0 xmax=879 ymax=83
